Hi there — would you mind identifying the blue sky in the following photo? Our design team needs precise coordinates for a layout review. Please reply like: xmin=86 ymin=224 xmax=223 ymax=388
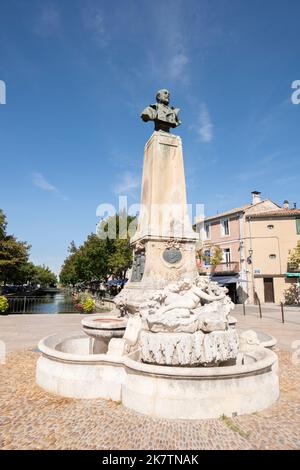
xmin=0 ymin=0 xmax=299 ymax=275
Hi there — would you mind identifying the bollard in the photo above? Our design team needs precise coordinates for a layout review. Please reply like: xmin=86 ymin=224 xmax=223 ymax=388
xmin=257 ymin=297 xmax=262 ymax=318
xmin=280 ymin=302 xmax=285 ymax=324
xmin=243 ymin=303 xmax=246 ymax=316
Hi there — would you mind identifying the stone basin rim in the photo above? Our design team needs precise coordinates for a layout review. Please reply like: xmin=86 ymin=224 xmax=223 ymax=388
xmin=37 ymin=332 xmax=277 ymax=379
xmin=81 ymin=315 xmax=127 ymax=330
xmin=123 ymin=348 xmax=277 ymax=379
xmin=38 ymin=332 xmax=124 ymax=365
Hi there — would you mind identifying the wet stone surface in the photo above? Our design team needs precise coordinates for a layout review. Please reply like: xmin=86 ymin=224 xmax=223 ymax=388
xmin=0 ymin=350 xmax=300 ymax=450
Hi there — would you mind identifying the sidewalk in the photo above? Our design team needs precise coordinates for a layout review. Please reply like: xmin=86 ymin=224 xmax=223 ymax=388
xmin=1 ymin=309 xmax=300 ymax=353
xmin=0 ymin=313 xmax=86 ymax=352
xmin=234 ymin=303 xmax=300 ymax=325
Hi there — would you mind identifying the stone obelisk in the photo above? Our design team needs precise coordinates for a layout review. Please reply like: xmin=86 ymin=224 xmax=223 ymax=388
xmin=118 ymin=89 xmax=198 ymax=307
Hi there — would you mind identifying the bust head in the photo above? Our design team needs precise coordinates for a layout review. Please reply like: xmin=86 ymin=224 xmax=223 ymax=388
xmin=156 ymin=89 xmax=170 ymax=105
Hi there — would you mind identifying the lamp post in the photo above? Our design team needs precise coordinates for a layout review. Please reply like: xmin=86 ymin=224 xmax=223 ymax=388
xmin=248 ymin=248 xmax=256 ymax=303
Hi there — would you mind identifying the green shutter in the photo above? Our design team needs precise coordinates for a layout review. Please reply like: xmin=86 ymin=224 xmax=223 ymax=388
xmin=296 ymin=218 xmax=300 ymax=235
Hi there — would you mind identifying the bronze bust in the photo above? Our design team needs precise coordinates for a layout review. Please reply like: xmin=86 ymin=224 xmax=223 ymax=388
xmin=141 ymin=89 xmax=181 ymax=133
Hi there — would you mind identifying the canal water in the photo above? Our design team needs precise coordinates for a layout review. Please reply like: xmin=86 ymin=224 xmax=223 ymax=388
xmin=8 ymin=292 xmax=77 ymax=314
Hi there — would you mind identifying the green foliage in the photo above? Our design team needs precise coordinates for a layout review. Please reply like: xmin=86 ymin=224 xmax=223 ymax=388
xmin=60 ymin=213 xmax=136 ymax=286
xmin=288 ymin=241 xmax=300 ymax=267
xmin=196 ymin=247 xmax=211 ymax=264
xmin=83 ymin=296 xmax=95 ymax=313
xmin=74 ymin=292 xmax=95 ymax=313
xmin=284 ymin=283 xmax=300 ymax=305
xmin=0 ymin=209 xmax=57 ymax=286
xmin=0 ymin=295 xmax=9 ymax=313
xmin=32 ymin=265 xmax=57 ymax=286
xmin=0 ymin=209 xmax=31 ymax=284
xmin=211 ymin=245 xmax=223 ymax=266
xmin=197 ymin=244 xmax=223 ymax=266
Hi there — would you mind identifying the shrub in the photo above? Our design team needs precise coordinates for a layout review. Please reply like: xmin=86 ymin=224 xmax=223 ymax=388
xmin=284 ymin=284 xmax=300 ymax=305
xmin=83 ymin=296 xmax=95 ymax=313
xmin=74 ymin=293 xmax=95 ymax=313
xmin=0 ymin=296 xmax=9 ymax=314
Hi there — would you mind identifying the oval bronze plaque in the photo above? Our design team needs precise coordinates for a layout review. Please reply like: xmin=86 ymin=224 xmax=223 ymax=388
xmin=163 ymin=247 xmax=182 ymax=264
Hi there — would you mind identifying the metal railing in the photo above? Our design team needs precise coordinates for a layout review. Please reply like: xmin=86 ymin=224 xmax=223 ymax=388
xmin=7 ymin=297 xmax=49 ymax=313
xmin=6 ymin=296 xmax=76 ymax=314
xmin=211 ymin=262 xmax=240 ymax=274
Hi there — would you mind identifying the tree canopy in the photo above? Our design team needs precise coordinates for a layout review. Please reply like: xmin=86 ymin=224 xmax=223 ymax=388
xmin=0 ymin=209 xmax=57 ymax=286
xmin=289 ymin=241 xmax=300 ymax=266
xmin=60 ymin=213 xmax=136 ymax=286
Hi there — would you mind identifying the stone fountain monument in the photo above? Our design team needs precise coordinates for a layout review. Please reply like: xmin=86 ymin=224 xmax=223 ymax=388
xmin=36 ymin=89 xmax=279 ymax=420
xmin=113 ymin=89 xmax=198 ymax=314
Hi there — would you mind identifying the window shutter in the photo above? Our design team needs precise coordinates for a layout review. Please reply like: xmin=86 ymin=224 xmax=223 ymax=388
xmin=296 ymin=219 xmax=300 ymax=235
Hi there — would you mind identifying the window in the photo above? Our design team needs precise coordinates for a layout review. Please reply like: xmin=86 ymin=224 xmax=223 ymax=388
xmin=296 ymin=219 xmax=300 ymax=235
xmin=223 ymin=248 xmax=231 ymax=264
xmin=204 ymin=249 xmax=211 ymax=266
xmin=267 ymin=224 xmax=274 ymax=230
xmin=221 ymin=219 xmax=230 ymax=236
xmin=204 ymin=223 xmax=210 ymax=240
xmin=269 ymin=254 xmax=276 ymax=259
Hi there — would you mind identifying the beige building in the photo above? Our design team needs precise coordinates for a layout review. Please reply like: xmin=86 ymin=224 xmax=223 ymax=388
xmin=196 ymin=192 xmax=300 ymax=304
xmin=245 ymin=204 xmax=300 ymax=304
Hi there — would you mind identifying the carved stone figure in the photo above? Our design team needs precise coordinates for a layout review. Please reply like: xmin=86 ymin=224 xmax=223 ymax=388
xmin=141 ymin=89 xmax=181 ymax=132
xmin=131 ymin=251 xmax=145 ymax=282
xmin=137 ymin=276 xmax=239 ymax=366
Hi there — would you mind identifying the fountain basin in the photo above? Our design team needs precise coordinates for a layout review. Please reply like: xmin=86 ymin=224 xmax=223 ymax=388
xmin=81 ymin=314 xmax=127 ymax=354
xmin=122 ymin=348 xmax=279 ymax=420
xmin=36 ymin=332 xmax=126 ymax=400
xmin=36 ymin=331 xmax=279 ymax=420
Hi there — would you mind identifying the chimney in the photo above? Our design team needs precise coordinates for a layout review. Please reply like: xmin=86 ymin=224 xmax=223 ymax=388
xmin=283 ymin=200 xmax=289 ymax=209
xmin=251 ymin=191 xmax=262 ymax=205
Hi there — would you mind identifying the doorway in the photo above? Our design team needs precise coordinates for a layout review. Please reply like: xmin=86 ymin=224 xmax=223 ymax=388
xmin=264 ymin=277 xmax=275 ymax=303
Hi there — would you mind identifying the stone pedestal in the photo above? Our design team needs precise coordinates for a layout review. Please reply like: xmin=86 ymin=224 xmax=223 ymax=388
xmin=131 ymin=131 xmax=196 ymax=242
xmin=117 ymin=132 xmax=198 ymax=309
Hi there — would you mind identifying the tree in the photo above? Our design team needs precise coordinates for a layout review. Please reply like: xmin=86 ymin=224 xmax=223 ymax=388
xmin=211 ymin=245 xmax=223 ymax=266
xmin=0 ymin=209 xmax=31 ymax=284
xmin=284 ymin=283 xmax=300 ymax=305
xmin=0 ymin=209 xmax=57 ymax=286
xmin=32 ymin=265 xmax=57 ymax=286
xmin=60 ymin=213 xmax=136 ymax=286
xmin=288 ymin=241 xmax=300 ymax=267
xmin=197 ymin=244 xmax=223 ymax=266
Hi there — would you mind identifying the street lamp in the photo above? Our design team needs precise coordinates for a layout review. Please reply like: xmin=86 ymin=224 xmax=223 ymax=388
xmin=248 ymin=249 xmax=256 ymax=303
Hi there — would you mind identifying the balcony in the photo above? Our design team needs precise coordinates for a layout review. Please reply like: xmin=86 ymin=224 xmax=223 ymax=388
xmin=198 ymin=261 xmax=240 ymax=275
xmin=211 ymin=262 xmax=240 ymax=275
xmin=287 ymin=262 xmax=300 ymax=273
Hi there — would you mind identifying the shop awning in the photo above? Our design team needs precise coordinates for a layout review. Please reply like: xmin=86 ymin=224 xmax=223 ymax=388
xmin=210 ymin=275 xmax=248 ymax=284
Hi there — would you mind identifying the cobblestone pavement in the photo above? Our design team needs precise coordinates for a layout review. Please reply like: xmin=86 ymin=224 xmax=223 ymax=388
xmin=0 ymin=350 xmax=300 ymax=450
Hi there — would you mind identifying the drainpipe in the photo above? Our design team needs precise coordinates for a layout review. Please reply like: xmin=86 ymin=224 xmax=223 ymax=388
xmin=248 ymin=217 xmax=256 ymax=303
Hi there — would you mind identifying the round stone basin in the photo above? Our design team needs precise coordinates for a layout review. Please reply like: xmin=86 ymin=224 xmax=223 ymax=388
xmin=122 ymin=348 xmax=280 ymax=420
xmin=36 ymin=332 xmax=126 ymax=400
xmin=82 ymin=315 xmax=127 ymax=331
xmin=81 ymin=314 xmax=127 ymax=354
xmin=36 ymin=330 xmax=280 ymax=419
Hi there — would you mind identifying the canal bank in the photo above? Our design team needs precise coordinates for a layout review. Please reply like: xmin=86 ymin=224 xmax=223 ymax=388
xmin=5 ymin=292 xmax=77 ymax=314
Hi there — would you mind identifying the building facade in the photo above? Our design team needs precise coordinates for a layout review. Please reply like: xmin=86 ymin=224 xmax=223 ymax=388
xmin=196 ymin=192 xmax=300 ymax=304
xmin=245 ymin=207 xmax=300 ymax=304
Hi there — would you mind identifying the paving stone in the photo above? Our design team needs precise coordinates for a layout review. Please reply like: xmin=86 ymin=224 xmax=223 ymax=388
xmin=0 ymin=350 xmax=299 ymax=449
